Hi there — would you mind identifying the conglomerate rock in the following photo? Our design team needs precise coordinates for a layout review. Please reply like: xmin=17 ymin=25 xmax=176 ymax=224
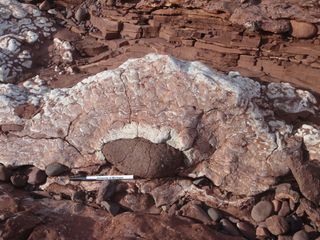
xmin=0 ymin=54 xmax=319 ymax=196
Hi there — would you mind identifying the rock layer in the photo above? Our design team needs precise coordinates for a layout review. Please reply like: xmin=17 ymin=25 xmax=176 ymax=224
xmin=0 ymin=54 xmax=319 ymax=196
xmin=43 ymin=0 xmax=320 ymax=93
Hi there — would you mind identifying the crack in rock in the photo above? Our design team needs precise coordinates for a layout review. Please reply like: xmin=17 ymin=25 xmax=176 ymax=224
xmin=0 ymin=54 xmax=319 ymax=196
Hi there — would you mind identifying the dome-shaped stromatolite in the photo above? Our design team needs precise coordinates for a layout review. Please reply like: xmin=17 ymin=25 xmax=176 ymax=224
xmin=0 ymin=54 xmax=319 ymax=196
xmin=102 ymin=138 xmax=185 ymax=178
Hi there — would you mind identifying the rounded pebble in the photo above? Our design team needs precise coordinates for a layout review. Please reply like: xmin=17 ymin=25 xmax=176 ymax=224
xmin=45 ymin=162 xmax=69 ymax=176
xmin=207 ymin=208 xmax=220 ymax=222
xmin=251 ymin=200 xmax=273 ymax=222
xmin=293 ymin=230 xmax=309 ymax=240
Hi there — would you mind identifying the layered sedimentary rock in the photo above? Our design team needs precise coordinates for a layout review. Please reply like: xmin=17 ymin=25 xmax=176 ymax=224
xmin=45 ymin=0 xmax=320 ymax=93
xmin=0 ymin=54 xmax=319 ymax=196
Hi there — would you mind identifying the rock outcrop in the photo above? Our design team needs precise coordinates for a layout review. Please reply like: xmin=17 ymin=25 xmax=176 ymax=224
xmin=0 ymin=0 xmax=55 ymax=82
xmin=0 ymin=54 xmax=319 ymax=196
xmin=38 ymin=0 xmax=320 ymax=93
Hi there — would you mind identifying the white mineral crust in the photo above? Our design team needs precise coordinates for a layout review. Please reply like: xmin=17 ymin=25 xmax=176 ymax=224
xmin=0 ymin=54 xmax=319 ymax=195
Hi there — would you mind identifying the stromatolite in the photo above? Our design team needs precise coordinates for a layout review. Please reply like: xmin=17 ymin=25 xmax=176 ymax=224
xmin=0 ymin=54 xmax=319 ymax=196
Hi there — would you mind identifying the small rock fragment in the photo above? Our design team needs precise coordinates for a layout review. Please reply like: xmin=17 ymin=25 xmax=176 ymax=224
xmin=39 ymin=0 xmax=51 ymax=11
xmin=101 ymin=201 xmax=120 ymax=216
xmin=256 ymin=226 xmax=270 ymax=238
xmin=45 ymin=162 xmax=69 ymax=176
xmin=220 ymin=219 xmax=240 ymax=236
xmin=192 ymin=177 xmax=208 ymax=186
xmin=180 ymin=202 xmax=211 ymax=224
xmin=278 ymin=236 xmax=293 ymax=240
xmin=96 ymin=181 xmax=116 ymax=204
xmin=290 ymin=20 xmax=318 ymax=39
xmin=251 ymin=200 xmax=273 ymax=222
xmin=293 ymin=230 xmax=309 ymax=240
xmin=71 ymin=190 xmax=86 ymax=202
xmin=289 ymin=199 xmax=296 ymax=211
xmin=10 ymin=174 xmax=27 ymax=188
xmin=273 ymin=199 xmax=281 ymax=212
xmin=207 ymin=208 xmax=220 ymax=222
xmin=278 ymin=201 xmax=290 ymax=217
xmin=236 ymin=221 xmax=256 ymax=240
xmin=286 ymin=215 xmax=303 ymax=233
xmin=118 ymin=193 xmax=155 ymax=212
xmin=266 ymin=215 xmax=289 ymax=235
xmin=30 ymin=191 xmax=51 ymax=199
xmin=75 ymin=6 xmax=88 ymax=22
xmin=275 ymin=184 xmax=300 ymax=203
xmin=27 ymin=167 xmax=47 ymax=185
xmin=0 ymin=164 xmax=12 ymax=182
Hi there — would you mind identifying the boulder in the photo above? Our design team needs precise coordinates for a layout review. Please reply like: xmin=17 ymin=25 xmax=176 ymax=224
xmin=287 ymin=139 xmax=320 ymax=205
xmin=102 ymin=137 xmax=185 ymax=178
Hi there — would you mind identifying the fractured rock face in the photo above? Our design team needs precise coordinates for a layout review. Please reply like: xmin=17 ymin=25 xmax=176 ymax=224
xmin=0 ymin=54 xmax=319 ymax=196
xmin=0 ymin=0 xmax=55 ymax=82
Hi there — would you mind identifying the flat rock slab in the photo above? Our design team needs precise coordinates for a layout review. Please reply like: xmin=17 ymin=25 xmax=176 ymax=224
xmin=0 ymin=54 xmax=319 ymax=196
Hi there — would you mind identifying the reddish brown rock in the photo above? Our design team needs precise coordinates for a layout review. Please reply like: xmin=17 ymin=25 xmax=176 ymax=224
xmin=265 ymin=215 xmax=289 ymax=236
xmin=105 ymin=212 xmax=243 ymax=240
xmin=0 ymin=184 xmax=245 ymax=240
xmin=290 ymin=20 xmax=318 ymax=39
xmin=0 ymin=54 xmax=319 ymax=197
xmin=180 ymin=202 xmax=212 ymax=224
xmin=287 ymin=140 xmax=320 ymax=205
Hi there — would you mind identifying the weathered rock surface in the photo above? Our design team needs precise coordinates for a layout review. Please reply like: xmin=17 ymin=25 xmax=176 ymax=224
xmin=287 ymin=141 xmax=320 ymax=205
xmin=25 ymin=0 xmax=319 ymax=95
xmin=0 ymin=184 xmax=243 ymax=240
xmin=0 ymin=54 xmax=319 ymax=196
xmin=0 ymin=0 xmax=55 ymax=82
xmin=102 ymin=137 xmax=185 ymax=178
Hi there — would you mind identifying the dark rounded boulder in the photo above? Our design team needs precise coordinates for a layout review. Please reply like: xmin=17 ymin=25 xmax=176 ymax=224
xmin=102 ymin=138 xmax=185 ymax=178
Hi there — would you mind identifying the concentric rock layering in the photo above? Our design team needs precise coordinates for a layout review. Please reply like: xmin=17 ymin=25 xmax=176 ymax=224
xmin=1 ymin=54 xmax=319 ymax=197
